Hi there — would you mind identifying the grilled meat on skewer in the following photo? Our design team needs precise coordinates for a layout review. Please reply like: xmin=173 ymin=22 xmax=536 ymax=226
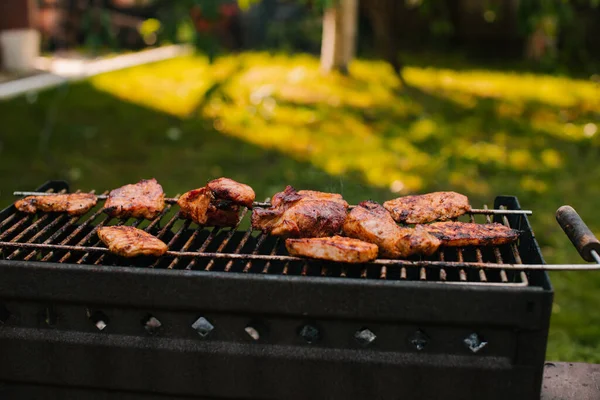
xmin=343 ymin=201 xmax=441 ymax=258
xmin=177 ymin=187 xmax=212 ymax=225
xmin=15 ymin=193 xmax=97 ymax=215
xmin=104 ymin=178 xmax=165 ymax=220
xmin=97 ymin=226 xmax=168 ymax=257
xmin=207 ymin=177 xmax=255 ymax=208
xmin=383 ymin=191 xmax=471 ymax=224
xmin=178 ymin=177 xmax=255 ymax=227
xmin=252 ymin=186 xmax=348 ymax=237
xmin=286 ymin=236 xmax=378 ymax=263
xmin=426 ymin=221 xmax=519 ymax=247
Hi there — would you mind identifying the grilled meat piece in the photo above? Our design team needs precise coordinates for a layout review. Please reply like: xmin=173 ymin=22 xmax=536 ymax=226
xmin=97 ymin=226 xmax=168 ymax=257
xmin=177 ymin=187 xmax=212 ymax=225
xmin=269 ymin=186 xmax=348 ymax=208
xmin=383 ymin=191 xmax=471 ymax=224
xmin=206 ymin=202 xmax=241 ymax=227
xmin=15 ymin=193 xmax=97 ymax=215
xmin=426 ymin=222 xmax=519 ymax=247
xmin=286 ymin=236 xmax=378 ymax=263
xmin=343 ymin=201 xmax=441 ymax=258
xmin=252 ymin=186 xmax=348 ymax=237
xmin=207 ymin=177 xmax=255 ymax=208
xmin=178 ymin=177 xmax=253 ymax=227
xmin=104 ymin=178 xmax=165 ymax=220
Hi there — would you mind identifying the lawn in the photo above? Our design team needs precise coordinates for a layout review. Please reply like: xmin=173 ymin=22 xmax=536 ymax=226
xmin=0 ymin=52 xmax=599 ymax=361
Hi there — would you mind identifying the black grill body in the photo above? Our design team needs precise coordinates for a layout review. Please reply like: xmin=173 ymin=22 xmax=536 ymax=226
xmin=0 ymin=182 xmax=553 ymax=400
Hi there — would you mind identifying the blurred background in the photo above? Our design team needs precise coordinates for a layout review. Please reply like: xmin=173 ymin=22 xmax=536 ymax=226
xmin=0 ymin=0 xmax=599 ymax=362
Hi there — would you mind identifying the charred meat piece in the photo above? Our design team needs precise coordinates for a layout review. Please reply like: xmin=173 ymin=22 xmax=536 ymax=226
xmin=343 ymin=201 xmax=441 ymax=258
xmin=178 ymin=177 xmax=253 ymax=227
xmin=383 ymin=191 xmax=471 ymax=224
xmin=177 ymin=187 xmax=212 ymax=225
xmin=15 ymin=193 xmax=97 ymax=216
xmin=426 ymin=222 xmax=519 ymax=247
xmin=252 ymin=186 xmax=348 ymax=237
xmin=97 ymin=226 xmax=168 ymax=257
xmin=104 ymin=179 xmax=165 ymax=220
xmin=286 ymin=236 xmax=378 ymax=263
xmin=207 ymin=177 xmax=255 ymax=208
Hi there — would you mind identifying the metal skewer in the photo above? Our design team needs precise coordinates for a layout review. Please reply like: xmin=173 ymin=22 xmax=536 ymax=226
xmin=1 ymin=240 xmax=599 ymax=271
xmin=11 ymin=191 xmax=532 ymax=215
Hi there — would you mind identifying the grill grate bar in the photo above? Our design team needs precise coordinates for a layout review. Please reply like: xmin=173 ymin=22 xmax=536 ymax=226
xmin=484 ymin=205 xmax=509 ymax=283
xmin=150 ymin=219 xmax=191 ymax=268
xmin=0 ymin=213 xmax=19 ymax=231
xmin=23 ymin=190 xmax=106 ymax=261
xmin=469 ymin=213 xmax=488 ymax=282
xmin=225 ymin=226 xmax=253 ymax=272
xmin=438 ymin=251 xmax=447 ymax=281
xmin=500 ymin=207 xmax=529 ymax=286
xmin=243 ymin=233 xmax=267 ymax=273
xmin=301 ymin=262 xmax=309 ymax=276
xmin=167 ymin=225 xmax=204 ymax=270
xmin=185 ymin=227 xmax=221 ymax=270
xmin=22 ymin=215 xmax=77 ymax=260
xmin=6 ymin=213 xmax=69 ymax=260
xmin=205 ymin=208 xmax=249 ymax=271
xmin=0 ymin=215 xmax=34 ymax=241
xmin=261 ymin=236 xmax=281 ymax=274
xmin=457 ymin=249 xmax=467 ymax=281
xmin=7 ymin=187 xmax=89 ymax=260
xmin=42 ymin=201 xmax=109 ymax=262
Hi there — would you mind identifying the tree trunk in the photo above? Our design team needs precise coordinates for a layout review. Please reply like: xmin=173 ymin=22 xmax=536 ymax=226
xmin=320 ymin=0 xmax=358 ymax=74
xmin=363 ymin=0 xmax=406 ymax=86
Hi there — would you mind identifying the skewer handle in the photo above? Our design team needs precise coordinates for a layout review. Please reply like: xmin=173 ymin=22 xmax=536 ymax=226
xmin=556 ymin=206 xmax=600 ymax=263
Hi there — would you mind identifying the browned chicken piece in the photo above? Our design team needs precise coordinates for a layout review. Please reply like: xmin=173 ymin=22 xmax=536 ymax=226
xmin=286 ymin=236 xmax=378 ymax=263
xmin=15 ymin=193 xmax=97 ymax=215
xmin=252 ymin=186 xmax=348 ymax=237
xmin=177 ymin=187 xmax=211 ymax=225
xmin=207 ymin=177 xmax=255 ymax=208
xmin=104 ymin=178 xmax=165 ymax=220
xmin=343 ymin=201 xmax=441 ymax=258
xmin=178 ymin=177 xmax=253 ymax=227
xmin=206 ymin=203 xmax=241 ymax=227
xmin=97 ymin=226 xmax=168 ymax=257
xmin=383 ymin=191 xmax=471 ymax=224
xmin=426 ymin=222 xmax=519 ymax=247
xmin=270 ymin=187 xmax=348 ymax=208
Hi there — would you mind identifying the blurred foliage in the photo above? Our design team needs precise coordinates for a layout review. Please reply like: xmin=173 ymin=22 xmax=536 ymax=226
xmin=1 ymin=52 xmax=600 ymax=363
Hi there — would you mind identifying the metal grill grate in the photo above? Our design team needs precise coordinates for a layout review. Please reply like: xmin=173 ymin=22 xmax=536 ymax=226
xmin=0 ymin=186 xmax=535 ymax=286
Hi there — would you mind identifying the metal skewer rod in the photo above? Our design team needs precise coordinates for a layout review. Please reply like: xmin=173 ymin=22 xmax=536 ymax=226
xmin=592 ymin=249 xmax=600 ymax=264
xmin=2 ymin=240 xmax=600 ymax=271
xmin=12 ymin=191 xmax=532 ymax=215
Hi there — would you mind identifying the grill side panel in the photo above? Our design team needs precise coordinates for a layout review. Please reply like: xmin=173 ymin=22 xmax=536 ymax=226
xmin=0 ymin=326 xmax=541 ymax=400
xmin=0 ymin=262 xmax=552 ymax=400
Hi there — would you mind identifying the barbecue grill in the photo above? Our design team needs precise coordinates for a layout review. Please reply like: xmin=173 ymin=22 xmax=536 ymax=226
xmin=0 ymin=181 xmax=598 ymax=400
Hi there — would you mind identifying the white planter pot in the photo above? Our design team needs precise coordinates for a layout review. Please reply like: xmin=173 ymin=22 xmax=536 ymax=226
xmin=0 ymin=29 xmax=40 ymax=72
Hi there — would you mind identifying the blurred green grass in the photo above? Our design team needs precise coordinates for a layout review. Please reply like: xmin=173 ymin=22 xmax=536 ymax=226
xmin=0 ymin=52 xmax=599 ymax=361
